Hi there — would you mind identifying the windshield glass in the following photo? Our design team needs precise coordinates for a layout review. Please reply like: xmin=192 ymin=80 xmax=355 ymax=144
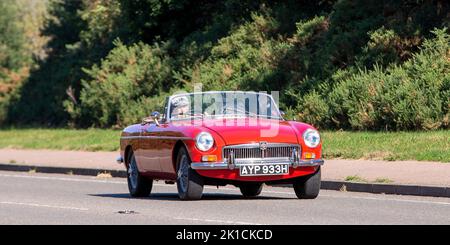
xmin=169 ymin=92 xmax=282 ymax=121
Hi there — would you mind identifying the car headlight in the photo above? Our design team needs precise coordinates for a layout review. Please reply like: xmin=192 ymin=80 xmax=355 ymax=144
xmin=303 ymin=129 xmax=321 ymax=148
xmin=196 ymin=132 xmax=214 ymax=151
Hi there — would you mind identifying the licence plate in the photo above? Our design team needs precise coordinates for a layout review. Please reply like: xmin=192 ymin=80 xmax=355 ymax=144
xmin=239 ymin=164 xmax=289 ymax=176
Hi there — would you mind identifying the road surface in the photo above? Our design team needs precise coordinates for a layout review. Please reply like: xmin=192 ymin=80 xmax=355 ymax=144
xmin=0 ymin=170 xmax=449 ymax=225
xmin=3 ymin=149 xmax=450 ymax=187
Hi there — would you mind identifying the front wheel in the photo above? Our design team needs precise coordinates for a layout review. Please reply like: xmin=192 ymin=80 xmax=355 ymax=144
xmin=239 ymin=183 xmax=263 ymax=197
xmin=293 ymin=167 xmax=321 ymax=199
xmin=176 ymin=147 xmax=204 ymax=200
xmin=127 ymin=151 xmax=153 ymax=197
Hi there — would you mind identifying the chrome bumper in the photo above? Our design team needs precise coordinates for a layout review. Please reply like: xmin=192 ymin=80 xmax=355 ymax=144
xmin=191 ymin=159 xmax=324 ymax=170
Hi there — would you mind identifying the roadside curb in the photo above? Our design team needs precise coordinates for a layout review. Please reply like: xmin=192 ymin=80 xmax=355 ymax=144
xmin=0 ymin=163 xmax=127 ymax=178
xmin=274 ymin=181 xmax=450 ymax=198
xmin=320 ymin=181 xmax=450 ymax=198
xmin=1 ymin=163 xmax=449 ymax=198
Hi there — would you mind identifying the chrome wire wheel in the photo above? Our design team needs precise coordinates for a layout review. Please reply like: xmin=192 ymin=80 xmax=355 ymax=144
xmin=176 ymin=147 xmax=204 ymax=200
xmin=178 ymin=155 xmax=189 ymax=192
xmin=177 ymin=154 xmax=189 ymax=193
xmin=126 ymin=151 xmax=152 ymax=197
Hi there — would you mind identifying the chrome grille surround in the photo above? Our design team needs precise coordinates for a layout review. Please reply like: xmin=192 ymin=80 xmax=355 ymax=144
xmin=223 ymin=143 xmax=301 ymax=166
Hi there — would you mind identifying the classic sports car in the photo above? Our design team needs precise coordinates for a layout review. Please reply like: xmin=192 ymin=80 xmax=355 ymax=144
xmin=118 ymin=91 xmax=323 ymax=200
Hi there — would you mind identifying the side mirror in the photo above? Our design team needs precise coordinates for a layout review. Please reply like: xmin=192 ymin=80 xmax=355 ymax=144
xmin=141 ymin=111 xmax=161 ymax=126
xmin=151 ymin=111 xmax=161 ymax=126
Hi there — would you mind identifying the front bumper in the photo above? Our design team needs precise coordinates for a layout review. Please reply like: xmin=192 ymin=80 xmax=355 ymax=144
xmin=191 ymin=159 xmax=324 ymax=170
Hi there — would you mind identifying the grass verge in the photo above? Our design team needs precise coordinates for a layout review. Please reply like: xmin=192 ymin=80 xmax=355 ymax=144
xmin=322 ymin=130 xmax=449 ymax=162
xmin=0 ymin=128 xmax=120 ymax=151
xmin=0 ymin=129 xmax=448 ymax=162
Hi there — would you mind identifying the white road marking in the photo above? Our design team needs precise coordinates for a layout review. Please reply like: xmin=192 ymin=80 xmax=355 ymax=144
xmin=320 ymin=194 xmax=450 ymax=206
xmin=174 ymin=217 xmax=265 ymax=225
xmin=194 ymin=185 xmax=450 ymax=206
xmin=0 ymin=173 xmax=125 ymax=184
xmin=0 ymin=201 xmax=88 ymax=211
xmin=1 ymin=172 xmax=450 ymax=206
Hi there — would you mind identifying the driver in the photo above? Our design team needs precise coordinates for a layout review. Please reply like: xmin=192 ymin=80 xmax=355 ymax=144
xmin=171 ymin=96 xmax=190 ymax=119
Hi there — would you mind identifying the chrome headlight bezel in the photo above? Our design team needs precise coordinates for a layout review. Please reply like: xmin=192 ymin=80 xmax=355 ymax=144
xmin=195 ymin=132 xmax=214 ymax=151
xmin=303 ymin=129 xmax=321 ymax=148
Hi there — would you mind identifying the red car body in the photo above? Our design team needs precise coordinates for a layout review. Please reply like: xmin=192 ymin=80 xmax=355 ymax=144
xmin=118 ymin=92 xmax=323 ymax=199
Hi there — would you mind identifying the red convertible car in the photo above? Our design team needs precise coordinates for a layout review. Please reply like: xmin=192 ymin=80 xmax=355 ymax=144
xmin=118 ymin=91 xmax=323 ymax=200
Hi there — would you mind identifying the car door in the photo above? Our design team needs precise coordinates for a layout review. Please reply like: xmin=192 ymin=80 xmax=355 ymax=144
xmin=139 ymin=120 xmax=180 ymax=177
xmin=138 ymin=123 xmax=162 ymax=174
xmin=152 ymin=122 xmax=177 ymax=175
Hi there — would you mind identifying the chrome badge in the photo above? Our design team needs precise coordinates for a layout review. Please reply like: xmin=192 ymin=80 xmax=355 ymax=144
xmin=259 ymin=141 xmax=268 ymax=151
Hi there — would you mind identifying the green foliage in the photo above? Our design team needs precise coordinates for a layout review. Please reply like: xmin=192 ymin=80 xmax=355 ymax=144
xmin=67 ymin=41 xmax=173 ymax=127
xmin=5 ymin=0 xmax=86 ymax=126
xmin=78 ymin=0 xmax=122 ymax=51
xmin=296 ymin=91 xmax=330 ymax=129
xmin=188 ymin=11 xmax=285 ymax=91
xmin=301 ymin=29 xmax=450 ymax=130
xmin=0 ymin=0 xmax=48 ymax=125
xmin=356 ymin=27 xmax=403 ymax=67
xmin=1 ymin=0 xmax=450 ymax=131
xmin=0 ymin=0 xmax=30 ymax=74
xmin=0 ymin=0 xmax=32 ymax=82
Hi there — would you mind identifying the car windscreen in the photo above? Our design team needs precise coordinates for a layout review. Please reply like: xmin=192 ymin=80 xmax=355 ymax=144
xmin=169 ymin=92 xmax=281 ymax=121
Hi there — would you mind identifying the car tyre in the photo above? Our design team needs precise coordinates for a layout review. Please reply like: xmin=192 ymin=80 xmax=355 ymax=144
xmin=293 ymin=167 xmax=321 ymax=199
xmin=127 ymin=151 xmax=153 ymax=197
xmin=176 ymin=147 xmax=204 ymax=200
xmin=239 ymin=183 xmax=263 ymax=197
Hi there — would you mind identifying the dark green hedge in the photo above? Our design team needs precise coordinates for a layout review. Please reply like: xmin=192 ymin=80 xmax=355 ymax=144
xmin=2 ymin=0 xmax=450 ymax=130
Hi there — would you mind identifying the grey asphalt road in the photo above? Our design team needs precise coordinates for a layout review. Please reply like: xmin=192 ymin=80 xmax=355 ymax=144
xmin=0 ymin=170 xmax=449 ymax=225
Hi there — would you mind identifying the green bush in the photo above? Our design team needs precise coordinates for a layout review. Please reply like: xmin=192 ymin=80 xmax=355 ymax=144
xmin=3 ymin=0 xmax=450 ymax=130
xmin=313 ymin=28 xmax=450 ymax=130
xmin=66 ymin=40 xmax=174 ymax=127
xmin=356 ymin=27 xmax=403 ymax=68
xmin=187 ymin=11 xmax=286 ymax=91
xmin=0 ymin=0 xmax=30 ymax=74
xmin=295 ymin=91 xmax=330 ymax=129
xmin=71 ymin=7 xmax=447 ymax=131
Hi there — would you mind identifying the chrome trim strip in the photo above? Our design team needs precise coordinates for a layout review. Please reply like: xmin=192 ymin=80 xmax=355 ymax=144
xmin=298 ymin=159 xmax=324 ymax=166
xmin=191 ymin=159 xmax=324 ymax=170
xmin=120 ymin=136 xmax=192 ymax=140
xmin=190 ymin=162 xmax=229 ymax=169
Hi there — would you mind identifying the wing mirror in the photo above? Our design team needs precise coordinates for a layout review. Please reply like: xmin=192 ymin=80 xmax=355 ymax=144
xmin=151 ymin=111 xmax=161 ymax=126
xmin=142 ymin=111 xmax=161 ymax=126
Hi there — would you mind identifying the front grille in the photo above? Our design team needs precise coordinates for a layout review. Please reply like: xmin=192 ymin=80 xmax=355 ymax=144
xmin=223 ymin=143 xmax=300 ymax=160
